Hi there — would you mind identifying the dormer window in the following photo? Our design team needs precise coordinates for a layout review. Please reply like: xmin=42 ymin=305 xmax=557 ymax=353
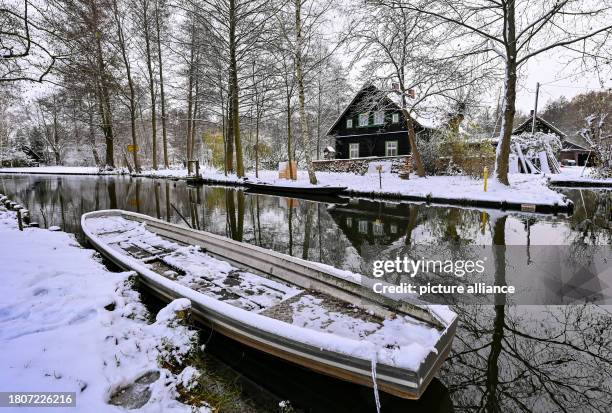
xmin=374 ymin=111 xmax=384 ymax=125
xmin=392 ymin=113 xmax=399 ymax=123
xmin=346 ymin=118 xmax=353 ymax=128
xmin=359 ymin=113 xmax=369 ymax=127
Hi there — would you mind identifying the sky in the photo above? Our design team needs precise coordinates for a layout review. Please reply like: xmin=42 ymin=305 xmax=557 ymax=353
xmin=514 ymin=54 xmax=610 ymax=114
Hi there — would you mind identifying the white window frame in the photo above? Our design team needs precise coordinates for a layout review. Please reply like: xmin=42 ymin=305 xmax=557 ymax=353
xmin=374 ymin=111 xmax=384 ymax=125
xmin=346 ymin=118 xmax=353 ymax=128
xmin=392 ymin=113 xmax=399 ymax=123
xmin=373 ymin=222 xmax=384 ymax=235
xmin=358 ymin=113 xmax=369 ymax=127
xmin=385 ymin=140 xmax=398 ymax=157
xmin=349 ymin=143 xmax=359 ymax=159
xmin=358 ymin=220 xmax=368 ymax=234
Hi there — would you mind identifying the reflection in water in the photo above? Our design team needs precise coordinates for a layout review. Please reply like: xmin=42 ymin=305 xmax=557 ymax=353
xmin=1 ymin=174 xmax=611 ymax=412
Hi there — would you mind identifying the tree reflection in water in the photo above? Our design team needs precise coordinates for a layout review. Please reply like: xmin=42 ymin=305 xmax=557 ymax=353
xmin=1 ymin=174 xmax=610 ymax=412
xmin=444 ymin=213 xmax=612 ymax=413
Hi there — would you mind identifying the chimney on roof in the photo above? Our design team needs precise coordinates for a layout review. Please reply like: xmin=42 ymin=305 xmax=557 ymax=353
xmin=392 ymin=82 xmax=400 ymax=92
xmin=407 ymin=89 xmax=416 ymax=99
xmin=530 ymin=110 xmax=534 ymax=116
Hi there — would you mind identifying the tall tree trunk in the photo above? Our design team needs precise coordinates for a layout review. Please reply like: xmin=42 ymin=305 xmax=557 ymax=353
xmin=316 ymin=77 xmax=322 ymax=160
xmin=52 ymin=100 xmax=61 ymax=165
xmin=226 ymin=90 xmax=234 ymax=172
xmin=87 ymin=104 xmax=101 ymax=167
xmin=155 ymin=0 xmax=169 ymax=168
xmin=186 ymin=22 xmax=195 ymax=172
xmin=495 ymin=4 xmax=517 ymax=186
xmin=190 ymin=70 xmax=199 ymax=161
xmin=113 ymin=0 xmax=140 ymax=172
xmin=403 ymin=110 xmax=425 ymax=177
xmin=143 ymin=1 xmax=158 ymax=169
xmin=285 ymin=85 xmax=294 ymax=179
xmin=295 ymin=0 xmax=317 ymax=184
xmin=229 ymin=0 xmax=244 ymax=177
xmin=255 ymin=102 xmax=261 ymax=178
xmin=94 ymin=28 xmax=115 ymax=168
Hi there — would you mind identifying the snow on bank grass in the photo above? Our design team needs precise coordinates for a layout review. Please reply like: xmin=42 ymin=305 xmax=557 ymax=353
xmin=550 ymin=166 xmax=612 ymax=184
xmin=142 ymin=167 xmax=570 ymax=207
xmin=2 ymin=164 xmax=572 ymax=206
xmin=0 ymin=209 xmax=209 ymax=412
xmin=0 ymin=166 xmax=121 ymax=175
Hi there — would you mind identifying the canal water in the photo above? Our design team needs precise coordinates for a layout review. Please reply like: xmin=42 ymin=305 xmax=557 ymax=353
xmin=1 ymin=174 xmax=611 ymax=412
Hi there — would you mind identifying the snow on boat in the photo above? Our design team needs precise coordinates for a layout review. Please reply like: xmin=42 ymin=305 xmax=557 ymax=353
xmin=81 ymin=209 xmax=457 ymax=399
xmin=243 ymin=180 xmax=348 ymax=196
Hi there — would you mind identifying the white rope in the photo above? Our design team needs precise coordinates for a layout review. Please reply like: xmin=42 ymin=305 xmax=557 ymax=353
xmin=371 ymin=353 xmax=381 ymax=413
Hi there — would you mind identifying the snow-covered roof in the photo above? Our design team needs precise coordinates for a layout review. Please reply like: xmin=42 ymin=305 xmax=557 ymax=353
xmin=512 ymin=115 xmax=567 ymax=138
xmin=325 ymin=83 xmax=438 ymax=136
xmin=563 ymin=135 xmax=592 ymax=151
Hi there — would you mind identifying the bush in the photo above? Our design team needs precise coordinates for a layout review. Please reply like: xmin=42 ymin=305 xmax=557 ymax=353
xmin=434 ymin=131 xmax=495 ymax=177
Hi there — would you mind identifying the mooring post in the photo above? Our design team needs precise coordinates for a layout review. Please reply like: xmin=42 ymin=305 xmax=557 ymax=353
xmin=16 ymin=209 xmax=23 ymax=231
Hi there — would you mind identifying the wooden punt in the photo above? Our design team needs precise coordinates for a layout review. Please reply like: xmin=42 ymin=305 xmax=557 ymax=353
xmin=243 ymin=181 xmax=347 ymax=196
xmin=81 ymin=209 xmax=457 ymax=400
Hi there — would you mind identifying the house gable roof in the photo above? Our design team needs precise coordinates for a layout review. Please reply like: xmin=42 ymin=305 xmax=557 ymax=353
xmin=326 ymin=83 xmax=428 ymax=136
xmin=512 ymin=115 xmax=567 ymax=138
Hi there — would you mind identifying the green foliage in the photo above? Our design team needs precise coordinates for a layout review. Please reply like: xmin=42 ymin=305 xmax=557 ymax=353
xmin=202 ymin=132 xmax=226 ymax=169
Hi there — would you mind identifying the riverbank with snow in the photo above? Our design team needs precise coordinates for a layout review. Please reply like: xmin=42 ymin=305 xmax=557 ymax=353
xmin=0 ymin=207 xmax=209 ymax=412
xmin=138 ymin=167 xmax=573 ymax=212
xmin=549 ymin=166 xmax=612 ymax=188
xmin=1 ymin=165 xmax=575 ymax=212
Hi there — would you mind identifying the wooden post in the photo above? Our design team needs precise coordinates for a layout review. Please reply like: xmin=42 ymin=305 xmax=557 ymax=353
xmin=17 ymin=210 xmax=23 ymax=231
xmin=531 ymin=82 xmax=540 ymax=136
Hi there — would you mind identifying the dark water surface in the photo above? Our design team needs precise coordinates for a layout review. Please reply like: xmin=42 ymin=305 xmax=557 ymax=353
xmin=1 ymin=174 xmax=611 ymax=412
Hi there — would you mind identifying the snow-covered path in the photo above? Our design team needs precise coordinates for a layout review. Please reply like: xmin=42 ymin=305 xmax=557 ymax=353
xmin=0 ymin=208 xmax=208 ymax=412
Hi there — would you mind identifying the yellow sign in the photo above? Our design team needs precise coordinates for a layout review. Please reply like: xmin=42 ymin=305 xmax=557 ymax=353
xmin=127 ymin=144 xmax=138 ymax=153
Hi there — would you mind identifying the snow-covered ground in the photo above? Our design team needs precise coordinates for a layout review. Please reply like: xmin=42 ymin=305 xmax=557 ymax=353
xmin=550 ymin=166 xmax=612 ymax=184
xmin=0 ymin=166 xmax=121 ymax=175
xmin=1 ymin=165 xmax=581 ymax=206
xmin=141 ymin=167 xmax=571 ymax=207
xmin=0 ymin=208 xmax=208 ymax=412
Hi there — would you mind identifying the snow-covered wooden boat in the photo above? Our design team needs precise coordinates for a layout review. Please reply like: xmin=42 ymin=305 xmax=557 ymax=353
xmin=81 ymin=209 xmax=457 ymax=399
xmin=243 ymin=180 xmax=347 ymax=196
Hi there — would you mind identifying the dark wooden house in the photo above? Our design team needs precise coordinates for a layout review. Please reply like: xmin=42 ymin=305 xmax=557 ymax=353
xmin=512 ymin=113 xmax=594 ymax=166
xmin=326 ymin=84 xmax=433 ymax=159
xmin=512 ymin=112 xmax=567 ymax=139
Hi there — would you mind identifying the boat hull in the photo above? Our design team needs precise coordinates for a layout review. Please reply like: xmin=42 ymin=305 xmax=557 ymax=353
xmin=82 ymin=209 xmax=457 ymax=400
xmin=244 ymin=182 xmax=347 ymax=196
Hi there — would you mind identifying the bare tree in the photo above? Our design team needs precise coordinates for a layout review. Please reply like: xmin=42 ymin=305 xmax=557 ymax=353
xmin=154 ymin=0 xmax=169 ymax=168
xmin=134 ymin=0 xmax=158 ymax=169
xmin=349 ymin=2 xmax=489 ymax=177
xmin=0 ymin=0 xmax=58 ymax=83
xmin=388 ymin=0 xmax=612 ymax=184
xmin=112 ymin=0 xmax=140 ymax=172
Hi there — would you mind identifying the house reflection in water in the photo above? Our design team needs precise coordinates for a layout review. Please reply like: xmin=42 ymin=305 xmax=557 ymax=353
xmin=328 ymin=198 xmax=414 ymax=253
